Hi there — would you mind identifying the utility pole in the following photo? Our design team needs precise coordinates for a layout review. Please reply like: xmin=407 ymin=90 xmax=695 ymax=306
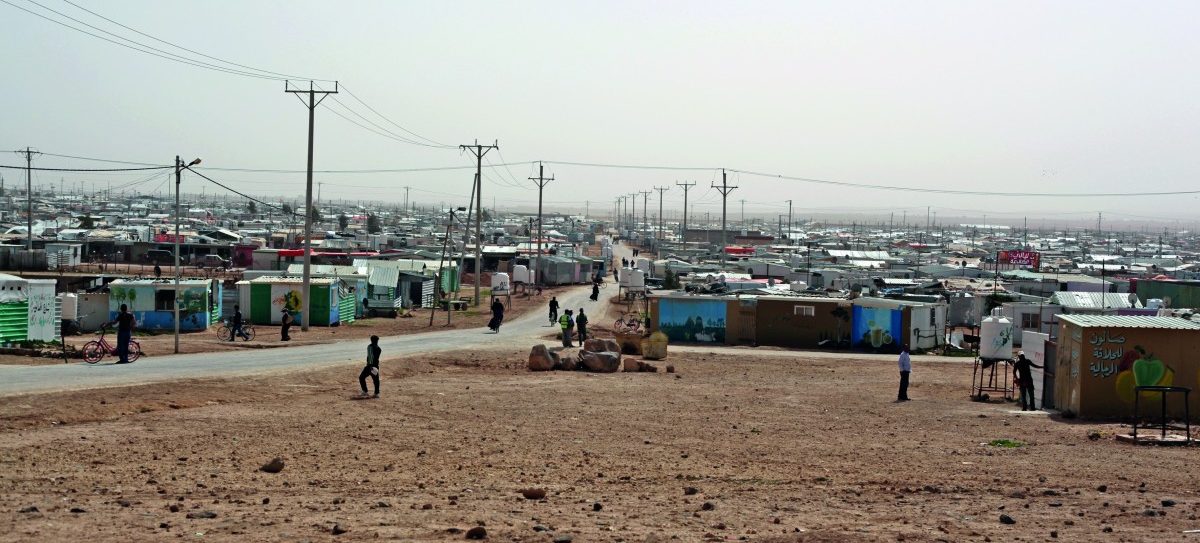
xmin=403 ymin=186 xmax=410 ymax=216
xmin=712 ymin=169 xmax=737 ymax=268
xmin=530 ymin=161 xmax=553 ymax=288
xmin=654 ymin=186 xmax=670 ymax=250
xmin=459 ymin=140 xmax=498 ymax=306
xmin=639 ymin=190 xmax=651 ymax=247
xmin=173 ymin=155 xmax=201 ymax=354
xmin=285 ymin=80 xmax=338 ymax=332
xmin=16 ymin=147 xmax=40 ymax=250
xmin=676 ymin=180 xmax=695 ymax=239
xmin=785 ymin=199 xmax=793 ymax=245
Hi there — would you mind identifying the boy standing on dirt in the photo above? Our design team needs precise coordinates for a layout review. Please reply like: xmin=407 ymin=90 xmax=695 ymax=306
xmin=358 ymin=335 xmax=382 ymax=398
xmin=897 ymin=346 xmax=912 ymax=401
xmin=280 ymin=308 xmax=292 ymax=341
xmin=1012 ymin=351 xmax=1042 ymax=411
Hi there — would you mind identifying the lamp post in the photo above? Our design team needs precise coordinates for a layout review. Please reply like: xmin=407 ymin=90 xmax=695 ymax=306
xmin=174 ymin=156 xmax=201 ymax=354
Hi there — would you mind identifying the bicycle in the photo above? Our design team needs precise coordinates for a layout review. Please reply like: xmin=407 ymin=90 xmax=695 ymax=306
xmin=82 ymin=328 xmax=142 ymax=364
xmin=216 ymin=319 xmax=256 ymax=342
xmin=613 ymin=313 xmax=645 ymax=335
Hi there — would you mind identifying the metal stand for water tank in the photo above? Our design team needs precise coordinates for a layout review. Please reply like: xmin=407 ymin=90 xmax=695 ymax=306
xmin=971 ymin=357 xmax=1013 ymax=401
xmin=1120 ymin=386 xmax=1193 ymax=446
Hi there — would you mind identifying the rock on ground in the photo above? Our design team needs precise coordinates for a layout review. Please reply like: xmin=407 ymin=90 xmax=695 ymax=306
xmin=580 ymin=351 xmax=621 ymax=373
xmin=527 ymin=345 xmax=556 ymax=372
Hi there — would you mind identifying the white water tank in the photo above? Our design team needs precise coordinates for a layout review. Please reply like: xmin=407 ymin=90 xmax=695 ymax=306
xmin=491 ymin=272 xmax=511 ymax=292
xmin=979 ymin=307 xmax=1013 ymax=360
xmin=789 ymin=281 xmax=808 ymax=292
xmin=636 ymin=258 xmax=651 ymax=274
xmin=60 ymin=293 xmax=78 ymax=320
xmin=512 ymin=265 xmax=530 ymax=284
xmin=628 ymin=269 xmax=646 ymax=288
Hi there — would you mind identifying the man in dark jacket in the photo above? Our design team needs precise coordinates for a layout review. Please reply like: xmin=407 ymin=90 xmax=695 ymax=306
xmin=576 ymin=307 xmax=589 ymax=343
xmin=358 ymin=335 xmax=382 ymax=398
xmin=114 ymin=304 xmax=136 ymax=364
xmin=1013 ymin=351 xmax=1043 ymax=411
xmin=548 ymin=296 xmax=559 ymax=326
xmin=488 ymin=298 xmax=505 ymax=332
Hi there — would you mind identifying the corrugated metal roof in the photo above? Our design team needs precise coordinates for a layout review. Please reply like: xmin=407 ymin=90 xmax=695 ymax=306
xmin=367 ymin=265 xmax=400 ymax=288
xmin=1049 ymin=291 xmax=1140 ymax=309
xmin=1057 ymin=315 xmax=1200 ymax=330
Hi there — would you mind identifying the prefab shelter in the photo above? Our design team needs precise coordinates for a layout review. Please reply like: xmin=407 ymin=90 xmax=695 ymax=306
xmin=0 ymin=274 xmax=60 ymax=343
xmin=1056 ymin=315 xmax=1200 ymax=420
xmin=241 ymin=276 xmax=355 ymax=326
xmin=754 ymin=296 xmax=852 ymax=348
xmin=107 ymin=278 xmax=221 ymax=331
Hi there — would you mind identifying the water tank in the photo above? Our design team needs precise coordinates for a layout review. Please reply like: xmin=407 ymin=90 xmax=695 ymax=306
xmin=979 ymin=308 xmax=1013 ymax=360
xmin=628 ymin=269 xmax=646 ymax=288
xmin=789 ymin=281 xmax=808 ymax=292
xmin=491 ymin=272 xmax=511 ymax=292
xmin=60 ymin=293 xmax=78 ymax=320
xmin=636 ymin=258 xmax=651 ymax=274
xmin=512 ymin=265 xmax=529 ymax=284
xmin=1146 ymin=298 xmax=1164 ymax=310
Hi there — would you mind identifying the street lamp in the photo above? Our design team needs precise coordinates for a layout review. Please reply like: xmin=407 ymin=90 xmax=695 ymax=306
xmin=174 ymin=156 xmax=202 ymax=354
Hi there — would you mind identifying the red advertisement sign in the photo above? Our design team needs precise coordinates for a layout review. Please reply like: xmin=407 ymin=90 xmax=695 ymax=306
xmin=154 ymin=233 xmax=184 ymax=243
xmin=998 ymin=250 xmax=1040 ymax=268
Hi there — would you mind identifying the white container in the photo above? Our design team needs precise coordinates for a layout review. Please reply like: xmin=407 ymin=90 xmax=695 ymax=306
xmin=512 ymin=265 xmax=530 ymax=284
xmin=979 ymin=307 xmax=1013 ymax=360
xmin=491 ymin=272 xmax=511 ymax=292
xmin=1146 ymin=298 xmax=1164 ymax=310
xmin=636 ymin=258 xmax=651 ymax=274
xmin=628 ymin=269 xmax=646 ymax=288
xmin=789 ymin=281 xmax=808 ymax=292
xmin=60 ymin=292 xmax=79 ymax=320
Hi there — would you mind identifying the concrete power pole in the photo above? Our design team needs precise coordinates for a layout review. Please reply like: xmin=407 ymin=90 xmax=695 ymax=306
xmin=786 ymin=199 xmax=793 ymax=245
xmin=712 ymin=169 xmax=737 ymax=268
xmin=676 ymin=180 xmax=695 ymax=239
xmin=654 ymin=185 xmax=670 ymax=251
xmin=459 ymin=140 xmax=498 ymax=306
xmin=15 ymin=147 xmax=40 ymax=250
xmin=639 ymin=190 xmax=651 ymax=247
xmin=284 ymin=80 xmax=338 ymax=332
xmin=530 ymin=161 xmax=553 ymax=288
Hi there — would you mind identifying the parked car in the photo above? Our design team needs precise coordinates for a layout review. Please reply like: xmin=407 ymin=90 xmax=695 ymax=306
xmin=144 ymin=250 xmax=173 ymax=265
xmin=196 ymin=254 xmax=230 ymax=269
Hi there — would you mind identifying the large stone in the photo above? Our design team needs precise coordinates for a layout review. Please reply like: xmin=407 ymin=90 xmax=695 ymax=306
xmin=613 ymin=332 xmax=643 ymax=355
xmin=641 ymin=331 xmax=669 ymax=360
xmin=557 ymin=353 xmax=577 ymax=371
xmin=582 ymin=338 xmax=621 ymax=354
xmin=580 ymin=351 xmax=621 ymax=373
xmin=623 ymin=358 xmax=641 ymax=372
xmin=528 ymin=345 xmax=555 ymax=372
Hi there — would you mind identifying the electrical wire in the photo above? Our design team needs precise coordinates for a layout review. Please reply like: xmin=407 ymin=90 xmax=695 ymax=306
xmin=183 ymin=166 xmax=296 ymax=216
xmin=1 ymin=0 xmax=287 ymax=81
xmin=58 ymin=0 xmax=332 ymax=82
xmin=338 ymin=83 xmax=451 ymax=147
xmin=0 ymin=164 xmax=170 ymax=172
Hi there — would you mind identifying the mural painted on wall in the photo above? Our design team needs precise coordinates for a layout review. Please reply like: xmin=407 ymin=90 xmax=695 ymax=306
xmin=851 ymin=306 xmax=902 ymax=351
xmin=108 ymin=285 xmax=210 ymax=330
xmin=1095 ymin=329 xmax=1178 ymax=404
xmin=272 ymin=285 xmax=303 ymax=314
xmin=658 ymin=299 xmax=726 ymax=343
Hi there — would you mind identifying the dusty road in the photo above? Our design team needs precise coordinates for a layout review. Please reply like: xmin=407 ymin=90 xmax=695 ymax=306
xmin=0 ymin=284 xmax=594 ymax=397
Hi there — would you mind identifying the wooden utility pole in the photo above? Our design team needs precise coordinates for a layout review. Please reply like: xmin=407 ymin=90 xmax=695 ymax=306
xmin=459 ymin=140 xmax=498 ymax=306
xmin=530 ymin=161 xmax=553 ymax=288
xmin=284 ymin=80 xmax=338 ymax=331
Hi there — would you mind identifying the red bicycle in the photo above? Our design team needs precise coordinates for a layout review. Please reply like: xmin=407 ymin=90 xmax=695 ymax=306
xmin=82 ymin=328 xmax=142 ymax=364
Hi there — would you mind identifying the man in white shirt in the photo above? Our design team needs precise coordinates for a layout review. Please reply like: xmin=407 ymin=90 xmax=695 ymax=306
xmin=897 ymin=346 xmax=912 ymax=401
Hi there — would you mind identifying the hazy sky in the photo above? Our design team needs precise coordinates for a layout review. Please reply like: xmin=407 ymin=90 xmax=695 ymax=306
xmin=3 ymin=0 xmax=1199 ymax=226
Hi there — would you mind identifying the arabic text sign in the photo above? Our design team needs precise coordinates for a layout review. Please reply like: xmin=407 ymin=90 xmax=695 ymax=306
xmin=1087 ymin=329 xmax=1126 ymax=378
xmin=998 ymin=250 xmax=1040 ymax=268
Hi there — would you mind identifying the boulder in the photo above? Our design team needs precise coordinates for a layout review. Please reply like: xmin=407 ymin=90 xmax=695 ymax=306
xmin=638 ymin=361 xmax=658 ymax=373
xmin=580 ymin=351 xmax=621 ymax=373
xmin=582 ymin=338 xmax=621 ymax=354
xmin=623 ymin=358 xmax=641 ymax=372
xmin=528 ymin=345 xmax=555 ymax=372
xmin=613 ymin=332 xmax=643 ymax=355
xmin=557 ymin=352 xmax=578 ymax=371
xmin=641 ymin=331 xmax=669 ymax=360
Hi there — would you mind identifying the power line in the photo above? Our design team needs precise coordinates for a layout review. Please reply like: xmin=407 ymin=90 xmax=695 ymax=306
xmin=1 ymin=0 xmax=287 ymax=81
xmin=338 ymin=83 xmax=450 ymax=147
xmin=58 ymin=0 xmax=332 ymax=82
xmin=0 ymin=163 xmax=169 ymax=172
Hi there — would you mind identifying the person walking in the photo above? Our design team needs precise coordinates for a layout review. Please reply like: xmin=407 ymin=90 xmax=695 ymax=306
xmin=1012 ymin=351 xmax=1043 ymax=411
xmin=488 ymin=298 xmax=505 ymax=332
xmin=576 ymin=307 xmax=589 ymax=343
xmin=153 ymin=264 xmax=162 ymax=279
xmin=230 ymin=304 xmax=248 ymax=341
xmin=559 ymin=309 xmax=575 ymax=347
xmin=590 ymin=281 xmax=600 ymax=302
xmin=113 ymin=304 xmax=136 ymax=364
xmin=548 ymin=296 xmax=559 ymax=326
xmin=280 ymin=308 xmax=292 ymax=341
xmin=358 ymin=335 xmax=382 ymax=398
xmin=897 ymin=346 xmax=912 ymax=401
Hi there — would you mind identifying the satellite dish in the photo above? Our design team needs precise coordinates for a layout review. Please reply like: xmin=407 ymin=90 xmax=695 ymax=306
xmin=1127 ymin=293 xmax=1138 ymax=306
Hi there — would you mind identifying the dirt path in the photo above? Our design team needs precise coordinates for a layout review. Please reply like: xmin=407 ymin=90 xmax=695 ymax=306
xmin=2 ymin=347 xmax=1196 ymax=542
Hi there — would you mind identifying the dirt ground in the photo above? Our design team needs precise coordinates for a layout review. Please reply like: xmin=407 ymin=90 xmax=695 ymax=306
xmin=0 ymin=286 xmax=571 ymax=366
xmin=3 ymin=346 xmax=1198 ymax=542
